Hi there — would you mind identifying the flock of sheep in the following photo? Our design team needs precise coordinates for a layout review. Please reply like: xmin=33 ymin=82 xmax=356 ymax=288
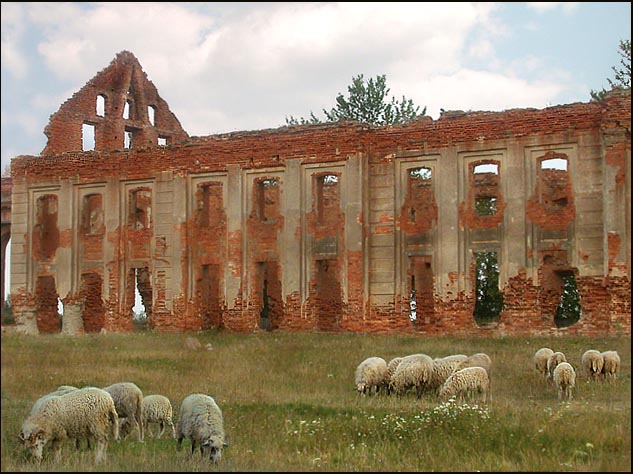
xmin=16 ymin=344 xmax=623 ymax=466
xmin=354 ymin=351 xmax=492 ymax=403
xmin=534 ymin=347 xmax=621 ymax=401
xmin=355 ymin=347 xmax=622 ymax=405
xmin=18 ymin=382 xmax=227 ymax=465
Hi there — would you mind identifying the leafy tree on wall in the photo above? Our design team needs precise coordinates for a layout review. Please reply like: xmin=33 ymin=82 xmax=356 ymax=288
xmin=591 ymin=39 xmax=631 ymax=101
xmin=286 ymin=74 xmax=426 ymax=126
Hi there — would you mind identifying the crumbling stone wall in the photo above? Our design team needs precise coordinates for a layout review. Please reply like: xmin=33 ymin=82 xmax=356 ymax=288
xmin=5 ymin=52 xmax=631 ymax=336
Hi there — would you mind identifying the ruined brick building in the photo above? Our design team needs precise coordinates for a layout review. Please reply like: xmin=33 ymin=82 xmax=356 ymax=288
xmin=3 ymin=51 xmax=631 ymax=336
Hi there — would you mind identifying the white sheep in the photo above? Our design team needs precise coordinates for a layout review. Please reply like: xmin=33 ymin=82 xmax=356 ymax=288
xmin=456 ymin=352 xmax=492 ymax=374
xmin=354 ymin=356 xmax=388 ymax=396
xmin=553 ymin=362 xmax=576 ymax=401
xmin=438 ymin=366 xmax=490 ymax=403
xmin=121 ymin=394 xmax=176 ymax=439
xmin=534 ymin=348 xmax=554 ymax=378
xmin=385 ymin=357 xmax=404 ymax=394
xmin=103 ymin=382 xmax=144 ymax=442
xmin=600 ymin=351 xmax=621 ymax=381
xmin=176 ymin=393 xmax=228 ymax=463
xmin=581 ymin=350 xmax=604 ymax=381
xmin=30 ymin=385 xmax=79 ymax=416
xmin=546 ymin=351 xmax=567 ymax=383
xmin=427 ymin=354 xmax=469 ymax=393
xmin=390 ymin=353 xmax=434 ymax=398
xmin=19 ymin=387 xmax=119 ymax=464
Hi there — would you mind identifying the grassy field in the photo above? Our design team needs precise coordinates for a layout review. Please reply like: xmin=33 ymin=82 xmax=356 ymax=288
xmin=1 ymin=330 xmax=630 ymax=472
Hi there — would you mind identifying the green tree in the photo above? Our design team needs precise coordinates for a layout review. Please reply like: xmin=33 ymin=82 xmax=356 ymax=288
xmin=286 ymin=74 xmax=426 ymax=126
xmin=591 ymin=39 xmax=631 ymax=101
xmin=554 ymin=272 xmax=582 ymax=328
xmin=473 ymin=251 xmax=504 ymax=324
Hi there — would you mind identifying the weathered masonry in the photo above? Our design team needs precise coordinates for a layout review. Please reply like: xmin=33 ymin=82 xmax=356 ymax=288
xmin=4 ymin=51 xmax=631 ymax=336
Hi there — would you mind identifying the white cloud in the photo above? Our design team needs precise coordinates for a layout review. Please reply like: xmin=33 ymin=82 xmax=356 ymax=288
xmin=527 ymin=3 xmax=580 ymax=14
xmin=401 ymin=69 xmax=564 ymax=119
xmin=1 ymin=3 xmax=28 ymax=78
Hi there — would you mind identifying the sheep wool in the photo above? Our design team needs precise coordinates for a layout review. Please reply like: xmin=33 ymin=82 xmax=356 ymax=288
xmin=176 ymin=393 xmax=227 ymax=463
xmin=19 ymin=387 xmax=119 ymax=464
xmin=390 ymin=353 xmax=434 ymax=398
xmin=581 ymin=350 xmax=604 ymax=380
xmin=30 ymin=385 xmax=79 ymax=416
xmin=103 ymin=382 xmax=144 ymax=441
xmin=534 ymin=348 xmax=554 ymax=378
xmin=546 ymin=352 xmax=567 ymax=382
xmin=142 ymin=394 xmax=176 ymax=439
xmin=456 ymin=353 xmax=492 ymax=374
xmin=438 ymin=366 xmax=490 ymax=403
xmin=553 ymin=362 xmax=576 ymax=401
xmin=428 ymin=354 xmax=469 ymax=392
xmin=385 ymin=357 xmax=404 ymax=394
xmin=354 ymin=357 xmax=388 ymax=396
xmin=600 ymin=351 xmax=621 ymax=381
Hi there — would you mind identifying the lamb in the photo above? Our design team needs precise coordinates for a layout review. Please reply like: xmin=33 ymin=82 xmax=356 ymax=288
xmin=581 ymin=350 xmax=604 ymax=381
xmin=354 ymin=356 xmax=388 ymax=396
xmin=534 ymin=348 xmax=554 ymax=378
xmin=427 ymin=354 xmax=469 ymax=393
xmin=19 ymin=387 xmax=119 ymax=464
xmin=176 ymin=393 xmax=228 ymax=463
xmin=438 ymin=366 xmax=490 ymax=403
xmin=103 ymin=382 xmax=144 ymax=442
xmin=390 ymin=353 xmax=434 ymax=398
xmin=546 ymin=351 xmax=567 ymax=383
xmin=385 ymin=357 xmax=404 ymax=394
xmin=456 ymin=352 xmax=492 ymax=374
xmin=600 ymin=350 xmax=621 ymax=381
xmin=553 ymin=361 xmax=576 ymax=401
xmin=121 ymin=394 xmax=176 ymax=439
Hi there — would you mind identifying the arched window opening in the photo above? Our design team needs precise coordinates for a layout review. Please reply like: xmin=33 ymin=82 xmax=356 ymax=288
xmin=82 ymin=123 xmax=96 ymax=151
xmin=96 ymin=94 xmax=106 ymax=116
xmin=541 ymin=158 xmax=567 ymax=171
xmin=148 ymin=105 xmax=155 ymax=125
xmin=256 ymin=178 xmax=279 ymax=222
xmin=123 ymin=101 xmax=131 ymax=119
xmin=554 ymin=271 xmax=582 ymax=328
xmin=124 ymin=129 xmax=133 ymax=149
xmin=474 ymin=163 xmax=498 ymax=174
xmin=316 ymin=174 xmax=340 ymax=224
xmin=158 ymin=136 xmax=167 ymax=146
xmin=473 ymin=251 xmax=504 ymax=325
xmin=472 ymin=162 xmax=500 ymax=216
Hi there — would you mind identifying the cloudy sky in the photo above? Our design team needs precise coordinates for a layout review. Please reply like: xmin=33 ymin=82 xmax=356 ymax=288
xmin=1 ymin=2 xmax=631 ymax=175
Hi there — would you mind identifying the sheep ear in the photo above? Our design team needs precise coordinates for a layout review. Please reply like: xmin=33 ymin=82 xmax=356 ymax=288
xmin=18 ymin=432 xmax=26 ymax=442
xmin=223 ymin=441 xmax=229 ymax=448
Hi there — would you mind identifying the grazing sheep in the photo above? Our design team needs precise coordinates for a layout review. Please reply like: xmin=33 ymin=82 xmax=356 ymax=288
xmin=534 ymin=348 xmax=554 ymax=379
xmin=176 ymin=393 xmax=227 ymax=463
xmin=354 ymin=356 xmax=388 ymax=396
xmin=19 ymin=387 xmax=119 ymax=464
xmin=103 ymin=382 xmax=144 ymax=442
xmin=428 ymin=354 xmax=469 ymax=393
xmin=122 ymin=394 xmax=176 ymax=439
xmin=457 ymin=353 xmax=492 ymax=374
xmin=385 ymin=357 xmax=404 ymax=394
xmin=390 ymin=353 xmax=434 ymax=398
xmin=553 ymin=362 xmax=576 ymax=401
xmin=601 ymin=351 xmax=621 ymax=381
xmin=546 ymin=352 xmax=567 ymax=383
xmin=438 ymin=366 xmax=490 ymax=403
xmin=581 ymin=350 xmax=604 ymax=381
